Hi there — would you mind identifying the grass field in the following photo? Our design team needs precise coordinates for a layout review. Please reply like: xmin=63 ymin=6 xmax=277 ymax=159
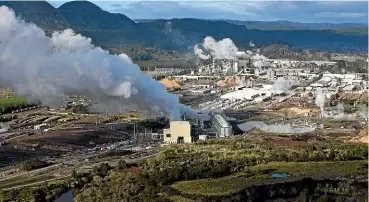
xmin=171 ymin=160 xmax=368 ymax=197
xmin=0 ymin=97 xmax=27 ymax=109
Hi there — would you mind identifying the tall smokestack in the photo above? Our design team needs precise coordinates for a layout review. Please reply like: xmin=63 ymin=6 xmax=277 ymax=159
xmin=0 ymin=6 xmax=196 ymax=120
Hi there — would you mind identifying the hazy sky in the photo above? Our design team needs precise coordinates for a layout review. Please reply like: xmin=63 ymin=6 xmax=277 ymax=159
xmin=49 ymin=1 xmax=368 ymax=23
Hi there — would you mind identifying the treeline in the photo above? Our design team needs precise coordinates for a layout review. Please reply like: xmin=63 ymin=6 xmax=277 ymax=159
xmin=0 ymin=115 xmax=17 ymax=122
xmin=139 ymin=141 xmax=367 ymax=186
xmin=0 ymin=181 xmax=68 ymax=202
xmin=73 ymin=161 xmax=167 ymax=202
xmin=73 ymin=139 xmax=368 ymax=202
xmin=72 ymin=105 xmax=89 ymax=114
xmin=0 ymin=103 xmax=37 ymax=115
xmin=18 ymin=159 xmax=53 ymax=171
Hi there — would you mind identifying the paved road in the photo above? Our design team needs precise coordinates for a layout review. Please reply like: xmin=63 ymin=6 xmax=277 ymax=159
xmin=0 ymin=150 xmax=107 ymax=182
xmin=0 ymin=164 xmax=61 ymax=182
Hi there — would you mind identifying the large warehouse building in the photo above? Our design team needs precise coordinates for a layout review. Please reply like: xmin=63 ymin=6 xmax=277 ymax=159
xmin=211 ymin=114 xmax=232 ymax=137
xmin=163 ymin=121 xmax=192 ymax=144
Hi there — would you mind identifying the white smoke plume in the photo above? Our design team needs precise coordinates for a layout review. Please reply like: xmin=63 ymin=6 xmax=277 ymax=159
xmin=323 ymin=103 xmax=346 ymax=119
xmin=271 ymin=77 xmax=298 ymax=93
xmin=315 ymin=88 xmax=326 ymax=117
xmin=193 ymin=44 xmax=210 ymax=60
xmin=194 ymin=36 xmax=247 ymax=60
xmin=164 ymin=21 xmax=172 ymax=35
xmin=251 ymin=54 xmax=270 ymax=68
xmin=235 ymin=77 xmax=246 ymax=86
xmin=238 ymin=121 xmax=315 ymax=134
xmin=0 ymin=6 xmax=196 ymax=120
xmin=194 ymin=36 xmax=272 ymax=69
xmin=0 ymin=123 xmax=9 ymax=133
xmin=324 ymin=103 xmax=367 ymax=120
xmin=357 ymin=105 xmax=368 ymax=120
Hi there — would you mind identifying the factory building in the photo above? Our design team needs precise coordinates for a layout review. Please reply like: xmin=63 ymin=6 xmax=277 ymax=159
xmin=211 ymin=114 xmax=232 ymax=137
xmin=163 ymin=121 xmax=192 ymax=144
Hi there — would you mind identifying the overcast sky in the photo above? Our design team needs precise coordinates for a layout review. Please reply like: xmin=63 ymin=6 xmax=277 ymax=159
xmin=49 ymin=1 xmax=368 ymax=24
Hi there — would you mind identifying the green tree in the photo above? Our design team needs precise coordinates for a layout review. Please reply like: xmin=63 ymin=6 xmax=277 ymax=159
xmin=73 ymin=105 xmax=89 ymax=114
xmin=117 ymin=160 xmax=127 ymax=170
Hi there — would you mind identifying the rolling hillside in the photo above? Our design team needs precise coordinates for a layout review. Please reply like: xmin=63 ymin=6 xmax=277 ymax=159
xmin=0 ymin=1 xmax=367 ymax=52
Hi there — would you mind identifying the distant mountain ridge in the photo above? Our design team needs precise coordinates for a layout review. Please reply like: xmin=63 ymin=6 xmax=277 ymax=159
xmin=0 ymin=1 xmax=367 ymax=52
xmin=58 ymin=1 xmax=135 ymax=30
xmin=135 ymin=19 xmax=368 ymax=34
xmin=0 ymin=1 xmax=69 ymax=30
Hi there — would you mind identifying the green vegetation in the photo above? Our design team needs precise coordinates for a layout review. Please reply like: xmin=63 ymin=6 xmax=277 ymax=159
xmin=4 ymin=134 xmax=367 ymax=201
xmin=171 ymin=160 xmax=367 ymax=196
xmin=71 ymin=136 xmax=368 ymax=201
xmin=0 ymin=180 xmax=68 ymax=202
xmin=117 ymin=160 xmax=127 ymax=170
xmin=0 ymin=174 xmax=54 ymax=189
xmin=1 ymin=1 xmax=367 ymax=53
xmin=18 ymin=159 xmax=53 ymax=171
xmin=97 ymin=150 xmax=132 ymax=159
xmin=72 ymin=105 xmax=89 ymax=114
xmin=0 ymin=97 xmax=26 ymax=109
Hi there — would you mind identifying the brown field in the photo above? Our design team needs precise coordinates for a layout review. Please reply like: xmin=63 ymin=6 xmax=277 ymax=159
xmin=0 ymin=126 xmax=131 ymax=167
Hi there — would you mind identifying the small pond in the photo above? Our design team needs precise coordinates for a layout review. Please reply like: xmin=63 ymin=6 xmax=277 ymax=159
xmin=53 ymin=190 xmax=73 ymax=202
xmin=271 ymin=173 xmax=290 ymax=179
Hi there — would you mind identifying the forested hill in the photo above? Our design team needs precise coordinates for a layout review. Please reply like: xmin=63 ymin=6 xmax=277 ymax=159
xmin=0 ymin=0 xmax=367 ymax=52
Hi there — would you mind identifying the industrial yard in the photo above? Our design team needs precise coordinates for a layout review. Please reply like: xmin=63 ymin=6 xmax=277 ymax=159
xmin=0 ymin=5 xmax=367 ymax=201
xmin=0 ymin=44 xmax=367 ymax=199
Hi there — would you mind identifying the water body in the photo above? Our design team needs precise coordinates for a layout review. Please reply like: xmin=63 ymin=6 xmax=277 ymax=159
xmin=238 ymin=121 xmax=316 ymax=134
xmin=53 ymin=190 xmax=73 ymax=202
xmin=271 ymin=173 xmax=290 ymax=179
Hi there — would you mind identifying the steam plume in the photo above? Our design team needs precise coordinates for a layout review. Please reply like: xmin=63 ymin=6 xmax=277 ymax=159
xmin=194 ymin=44 xmax=210 ymax=60
xmin=272 ymin=77 xmax=298 ymax=93
xmin=357 ymin=105 xmax=368 ymax=120
xmin=238 ymin=121 xmax=315 ymax=134
xmin=164 ymin=21 xmax=172 ymax=35
xmin=251 ymin=54 xmax=270 ymax=68
xmin=315 ymin=88 xmax=326 ymax=117
xmin=194 ymin=36 xmax=271 ymax=68
xmin=194 ymin=36 xmax=247 ymax=60
xmin=0 ymin=123 xmax=9 ymax=133
xmin=0 ymin=6 xmax=196 ymax=120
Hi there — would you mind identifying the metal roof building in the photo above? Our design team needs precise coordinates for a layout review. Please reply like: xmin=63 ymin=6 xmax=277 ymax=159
xmin=211 ymin=114 xmax=232 ymax=137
